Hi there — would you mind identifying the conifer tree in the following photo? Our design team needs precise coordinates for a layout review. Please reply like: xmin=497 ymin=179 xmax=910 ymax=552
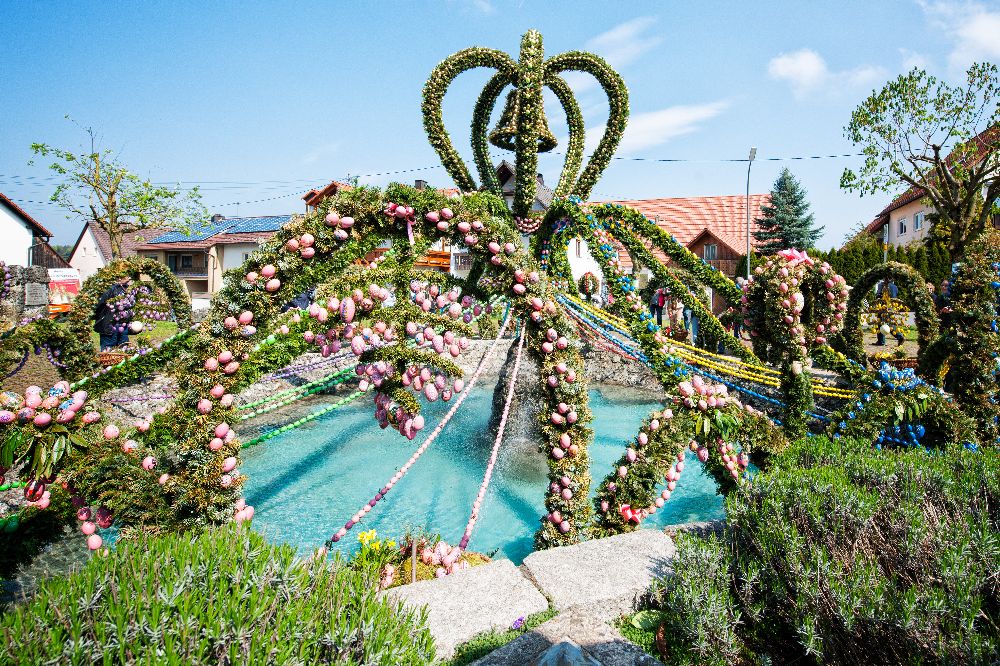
xmin=753 ymin=168 xmax=824 ymax=253
xmin=913 ymin=246 xmax=930 ymax=280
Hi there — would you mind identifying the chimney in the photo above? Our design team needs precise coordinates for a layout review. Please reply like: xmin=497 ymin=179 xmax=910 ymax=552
xmin=537 ymin=173 xmax=544 ymax=185
xmin=414 ymin=179 xmax=428 ymax=190
xmin=211 ymin=213 xmax=225 ymax=224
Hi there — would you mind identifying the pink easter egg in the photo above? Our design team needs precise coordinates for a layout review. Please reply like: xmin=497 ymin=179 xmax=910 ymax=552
xmin=197 ymin=399 xmax=213 ymax=414
xmin=158 ymin=473 xmax=170 ymax=484
xmin=210 ymin=437 xmax=224 ymax=451
xmin=217 ymin=350 xmax=233 ymax=364
xmin=103 ymin=424 xmax=120 ymax=440
xmin=265 ymin=279 xmax=281 ymax=292
xmin=83 ymin=411 xmax=101 ymax=424
xmin=215 ymin=423 xmax=230 ymax=438
xmin=220 ymin=474 xmax=233 ymax=487
xmin=87 ymin=534 xmax=103 ymax=550
xmin=261 ymin=264 xmax=276 ymax=278
xmin=32 ymin=412 xmax=52 ymax=428
xmin=300 ymin=247 xmax=316 ymax=259
xmin=204 ymin=358 xmax=219 ymax=372
xmin=285 ymin=238 xmax=300 ymax=251
xmin=220 ymin=394 xmax=234 ymax=408
xmin=440 ymin=208 xmax=454 ymax=220
xmin=245 ymin=271 xmax=258 ymax=283
xmin=222 ymin=457 xmax=237 ymax=473
xmin=300 ymin=233 xmax=314 ymax=247
xmin=325 ymin=212 xmax=340 ymax=226
xmin=142 ymin=456 xmax=156 ymax=471
xmin=210 ymin=384 xmax=226 ymax=399
xmin=223 ymin=361 xmax=240 ymax=374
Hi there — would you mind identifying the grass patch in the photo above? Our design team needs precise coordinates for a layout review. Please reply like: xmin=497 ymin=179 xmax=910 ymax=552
xmin=616 ymin=616 xmax=658 ymax=657
xmin=445 ymin=606 xmax=558 ymax=666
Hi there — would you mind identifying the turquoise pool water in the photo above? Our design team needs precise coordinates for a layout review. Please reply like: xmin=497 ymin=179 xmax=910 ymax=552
xmin=241 ymin=384 xmax=725 ymax=563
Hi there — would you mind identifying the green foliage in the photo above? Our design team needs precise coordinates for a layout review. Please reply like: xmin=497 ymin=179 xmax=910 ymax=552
xmin=0 ymin=525 xmax=436 ymax=664
xmin=31 ymin=124 xmax=206 ymax=259
xmin=650 ymin=437 xmax=1000 ymax=665
xmin=753 ymin=168 xmax=823 ymax=254
xmin=836 ymin=261 xmax=940 ymax=368
xmin=934 ymin=228 xmax=1000 ymax=444
xmin=841 ymin=62 xmax=1000 ymax=260
xmin=445 ymin=607 xmax=558 ymax=665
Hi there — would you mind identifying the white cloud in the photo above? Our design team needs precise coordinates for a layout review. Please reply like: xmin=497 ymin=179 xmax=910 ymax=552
xmin=583 ymin=101 xmax=729 ymax=155
xmin=919 ymin=1 xmax=1000 ymax=72
xmin=767 ymin=49 xmax=885 ymax=98
xmin=470 ymin=0 xmax=496 ymax=14
xmin=563 ymin=17 xmax=662 ymax=93
xmin=899 ymin=48 xmax=930 ymax=71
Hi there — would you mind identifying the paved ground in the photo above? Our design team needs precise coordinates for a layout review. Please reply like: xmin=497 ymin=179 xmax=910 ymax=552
xmin=387 ymin=529 xmax=676 ymax=663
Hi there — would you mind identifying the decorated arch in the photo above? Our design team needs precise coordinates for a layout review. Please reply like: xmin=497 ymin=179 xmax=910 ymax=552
xmin=839 ymin=261 xmax=940 ymax=368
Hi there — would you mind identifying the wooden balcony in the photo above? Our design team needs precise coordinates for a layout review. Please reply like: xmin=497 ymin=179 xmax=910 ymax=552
xmin=414 ymin=249 xmax=451 ymax=271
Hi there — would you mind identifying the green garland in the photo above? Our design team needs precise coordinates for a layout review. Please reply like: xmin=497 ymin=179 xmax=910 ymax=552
xmin=63 ymin=257 xmax=192 ymax=379
xmin=543 ymin=53 xmax=628 ymax=200
xmin=838 ymin=261 xmax=940 ymax=368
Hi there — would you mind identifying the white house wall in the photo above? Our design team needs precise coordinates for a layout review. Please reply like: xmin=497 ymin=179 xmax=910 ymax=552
xmin=69 ymin=228 xmax=106 ymax=280
xmin=0 ymin=204 xmax=36 ymax=266
xmin=567 ymin=237 xmax=606 ymax=291
xmin=220 ymin=243 xmax=259 ymax=274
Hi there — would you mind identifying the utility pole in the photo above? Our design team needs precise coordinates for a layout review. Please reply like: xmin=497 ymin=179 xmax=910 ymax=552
xmin=745 ymin=147 xmax=757 ymax=281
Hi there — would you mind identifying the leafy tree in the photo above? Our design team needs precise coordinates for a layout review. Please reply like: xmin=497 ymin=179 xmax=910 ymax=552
xmin=753 ymin=168 xmax=824 ymax=253
xmin=841 ymin=63 xmax=1000 ymax=262
xmin=50 ymin=244 xmax=73 ymax=260
xmin=30 ymin=124 xmax=205 ymax=259
xmin=912 ymin=245 xmax=930 ymax=282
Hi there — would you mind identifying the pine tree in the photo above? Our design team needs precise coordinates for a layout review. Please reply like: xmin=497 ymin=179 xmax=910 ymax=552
xmin=753 ymin=168 xmax=824 ymax=254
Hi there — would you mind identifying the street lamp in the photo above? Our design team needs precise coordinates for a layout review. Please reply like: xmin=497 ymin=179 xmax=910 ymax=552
xmin=746 ymin=147 xmax=757 ymax=281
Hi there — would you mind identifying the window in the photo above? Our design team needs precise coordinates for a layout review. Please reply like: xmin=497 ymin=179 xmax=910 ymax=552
xmin=181 ymin=255 xmax=193 ymax=269
xmin=898 ymin=218 xmax=907 ymax=235
xmin=914 ymin=212 xmax=923 ymax=231
xmin=242 ymin=252 xmax=251 ymax=263
xmin=703 ymin=244 xmax=718 ymax=261
xmin=575 ymin=239 xmax=582 ymax=258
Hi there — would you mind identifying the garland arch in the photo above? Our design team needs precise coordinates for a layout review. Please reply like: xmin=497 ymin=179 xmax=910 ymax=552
xmin=63 ymin=257 xmax=193 ymax=379
xmin=838 ymin=261 xmax=940 ymax=370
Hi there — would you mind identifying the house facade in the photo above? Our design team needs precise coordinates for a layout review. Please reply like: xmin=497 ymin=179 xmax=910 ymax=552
xmin=865 ymin=126 xmax=999 ymax=248
xmin=68 ymin=222 xmax=169 ymax=280
xmin=0 ymin=192 xmax=69 ymax=268
xmin=136 ymin=215 xmax=294 ymax=299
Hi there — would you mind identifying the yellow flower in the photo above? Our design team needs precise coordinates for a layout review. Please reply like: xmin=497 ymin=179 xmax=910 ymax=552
xmin=358 ymin=529 xmax=377 ymax=546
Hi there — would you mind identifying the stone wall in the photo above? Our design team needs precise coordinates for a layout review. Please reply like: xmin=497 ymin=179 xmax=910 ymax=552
xmin=1 ymin=264 xmax=50 ymax=324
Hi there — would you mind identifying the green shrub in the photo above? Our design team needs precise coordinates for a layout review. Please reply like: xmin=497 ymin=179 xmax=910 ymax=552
xmin=0 ymin=525 xmax=436 ymax=665
xmin=650 ymin=437 xmax=1000 ymax=665
xmin=0 ymin=482 xmax=74 ymax=580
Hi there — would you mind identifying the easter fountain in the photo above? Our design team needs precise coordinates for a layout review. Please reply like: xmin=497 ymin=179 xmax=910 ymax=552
xmin=4 ymin=30 xmax=989 ymax=569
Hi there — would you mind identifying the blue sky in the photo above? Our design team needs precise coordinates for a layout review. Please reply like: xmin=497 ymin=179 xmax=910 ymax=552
xmin=2 ymin=0 xmax=998 ymax=248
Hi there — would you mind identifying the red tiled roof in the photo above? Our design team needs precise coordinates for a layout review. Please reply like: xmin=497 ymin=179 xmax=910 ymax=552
xmin=865 ymin=125 xmax=999 ymax=235
xmin=590 ymin=194 xmax=770 ymax=269
xmin=71 ymin=221 xmax=170 ymax=262
xmin=0 ymin=192 xmax=54 ymax=237
xmin=302 ymin=180 xmax=354 ymax=208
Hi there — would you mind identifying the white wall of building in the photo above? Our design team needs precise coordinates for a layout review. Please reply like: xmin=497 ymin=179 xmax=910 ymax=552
xmin=567 ymin=237 xmax=606 ymax=292
xmin=885 ymin=200 xmax=932 ymax=247
xmin=0 ymin=204 xmax=36 ymax=266
xmin=69 ymin=227 xmax=106 ymax=280
xmin=220 ymin=242 xmax=259 ymax=274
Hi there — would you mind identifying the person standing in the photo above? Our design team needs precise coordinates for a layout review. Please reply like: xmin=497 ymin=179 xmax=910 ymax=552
xmin=648 ymin=287 xmax=663 ymax=326
xmin=94 ymin=276 xmax=133 ymax=351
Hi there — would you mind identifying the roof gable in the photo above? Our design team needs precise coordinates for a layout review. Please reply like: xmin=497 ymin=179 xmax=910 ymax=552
xmin=0 ymin=192 xmax=53 ymax=237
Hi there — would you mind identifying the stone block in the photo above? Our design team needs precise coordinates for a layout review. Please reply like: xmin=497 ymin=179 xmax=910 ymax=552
xmin=384 ymin=559 xmax=548 ymax=660
xmin=521 ymin=529 xmax=676 ymax=619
